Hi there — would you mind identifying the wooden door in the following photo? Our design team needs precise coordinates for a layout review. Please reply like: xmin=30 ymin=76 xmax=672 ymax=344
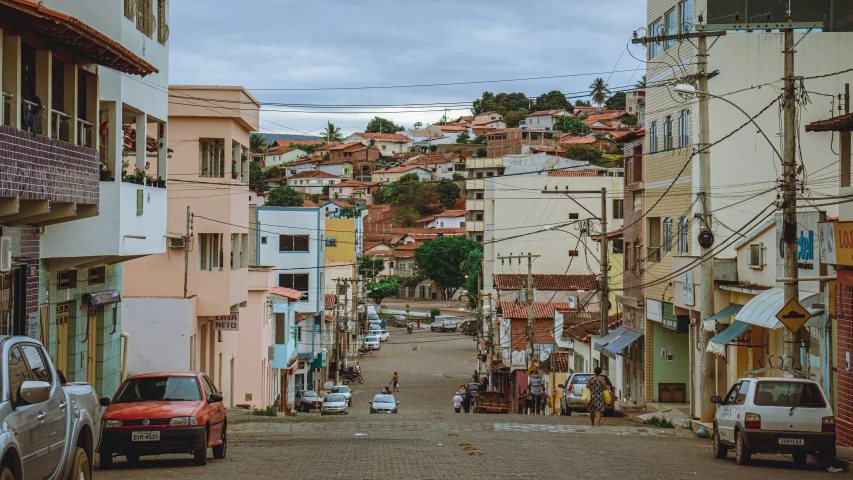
xmin=87 ymin=307 xmax=98 ymax=385
xmin=55 ymin=303 xmax=69 ymax=375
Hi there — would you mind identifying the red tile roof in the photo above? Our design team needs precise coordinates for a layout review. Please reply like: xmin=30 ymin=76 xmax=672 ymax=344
xmin=0 ymin=0 xmax=158 ymax=76
xmin=270 ymin=287 xmax=304 ymax=301
xmin=328 ymin=200 xmax=354 ymax=208
xmin=333 ymin=180 xmax=379 ymax=188
xmin=353 ymin=132 xmax=412 ymax=142
xmin=301 ymin=200 xmax=318 ymax=207
xmin=255 ymin=146 xmax=304 ymax=156
xmin=560 ymin=136 xmax=597 ymax=145
xmin=374 ymin=165 xmax=428 ymax=174
xmin=549 ymin=351 xmax=570 ymax=372
xmin=325 ymin=293 xmax=337 ymax=310
xmin=325 ymin=314 xmax=336 ymax=323
xmin=547 ymin=170 xmax=598 ymax=177
xmin=295 ymin=313 xmax=307 ymax=323
xmin=524 ymin=109 xmax=571 ymax=118
xmin=497 ymin=301 xmax=573 ymax=319
xmin=439 ymin=125 xmax=468 ymax=132
xmin=494 ymin=274 xmax=596 ymax=291
xmin=407 ymin=154 xmax=461 ymax=166
xmin=327 ymin=142 xmax=365 ymax=151
xmin=583 ymin=111 xmax=628 ymax=123
xmin=530 ymin=147 xmax=565 ymax=154
xmin=274 ymin=139 xmax=326 ymax=147
xmin=563 ymin=313 xmax=622 ymax=342
xmin=289 ymin=170 xmax=340 ymax=179
xmin=472 ymin=119 xmax=504 ymax=126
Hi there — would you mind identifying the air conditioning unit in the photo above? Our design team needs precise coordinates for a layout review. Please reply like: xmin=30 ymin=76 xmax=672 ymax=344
xmin=0 ymin=237 xmax=10 ymax=272
xmin=168 ymin=237 xmax=186 ymax=249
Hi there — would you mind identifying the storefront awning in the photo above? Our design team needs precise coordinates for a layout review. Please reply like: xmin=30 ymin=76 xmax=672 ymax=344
xmin=735 ymin=288 xmax=820 ymax=329
xmin=600 ymin=327 xmax=643 ymax=359
xmin=707 ymin=320 xmax=752 ymax=356
xmin=702 ymin=304 xmax=743 ymax=332
xmin=83 ymin=290 xmax=120 ymax=306
xmin=593 ymin=328 xmax=623 ymax=352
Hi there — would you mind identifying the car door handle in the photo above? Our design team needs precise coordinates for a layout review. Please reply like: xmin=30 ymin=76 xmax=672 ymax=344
xmin=59 ymin=403 xmax=67 ymax=410
xmin=37 ymin=412 xmax=46 ymax=421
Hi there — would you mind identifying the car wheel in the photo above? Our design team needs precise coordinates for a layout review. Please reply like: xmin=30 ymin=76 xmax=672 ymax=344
xmin=712 ymin=425 xmax=728 ymax=459
xmin=0 ymin=467 xmax=13 ymax=480
xmin=212 ymin=424 xmax=227 ymax=459
xmin=735 ymin=430 xmax=751 ymax=465
xmin=194 ymin=430 xmax=208 ymax=466
xmin=820 ymin=447 xmax=837 ymax=469
xmin=71 ymin=446 xmax=91 ymax=480
xmin=99 ymin=451 xmax=113 ymax=470
xmin=125 ymin=453 xmax=140 ymax=465
xmin=791 ymin=451 xmax=807 ymax=466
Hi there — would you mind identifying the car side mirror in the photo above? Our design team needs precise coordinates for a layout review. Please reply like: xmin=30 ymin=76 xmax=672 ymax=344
xmin=557 ymin=384 xmax=565 ymax=389
xmin=710 ymin=395 xmax=723 ymax=405
xmin=209 ymin=393 xmax=223 ymax=403
xmin=100 ymin=396 xmax=111 ymax=407
xmin=19 ymin=380 xmax=51 ymax=405
xmin=396 ymin=401 xmax=400 ymax=404
xmin=368 ymin=401 xmax=373 ymax=404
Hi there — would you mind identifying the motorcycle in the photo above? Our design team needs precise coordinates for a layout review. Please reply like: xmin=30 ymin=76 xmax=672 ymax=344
xmin=407 ymin=325 xmax=413 ymax=334
xmin=342 ymin=371 xmax=364 ymax=385
xmin=357 ymin=347 xmax=374 ymax=357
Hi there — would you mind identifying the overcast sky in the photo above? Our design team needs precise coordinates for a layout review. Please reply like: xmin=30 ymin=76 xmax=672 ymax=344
xmin=169 ymin=0 xmax=646 ymax=137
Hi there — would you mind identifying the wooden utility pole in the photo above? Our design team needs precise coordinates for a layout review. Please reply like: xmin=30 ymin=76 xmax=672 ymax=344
xmin=599 ymin=188 xmax=610 ymax=376
xmin=841 ymin=83 xmax=851 ymax=187
xmin=183 ymin=206 xmax=191 ymax=299
xmin=781 ymin=20 xmax=800 ymax=368
xmin=497 ymin=253 xmax=539 ymax=371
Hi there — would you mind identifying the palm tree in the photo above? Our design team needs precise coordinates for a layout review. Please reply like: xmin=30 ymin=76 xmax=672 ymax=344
xmin=250 ymin=133 xmax=268 ymax=153
xmin=589 ymin=78 xmax=611 ymax=107
xmin=321 ymin=121 xmax=343 ymax=141
xmin=635 ymin=75 xmax=647 ymax=89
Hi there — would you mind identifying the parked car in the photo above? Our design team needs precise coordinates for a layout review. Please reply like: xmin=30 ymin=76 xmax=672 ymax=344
xmin=370 ymin=394 xmax=399 ymax=414
xmin=364 ymin=335 xmax=381 ymax=350
xmin=711 ymin=377 xmax=836 ymax=467
xmin=389 ymin=315 xmax=408 ymax=327
xmin=430 ymin=315 xmax=458 ymax=332
xmin=558 ymin=373 xmax=615 ymax=416
xmin=329 ymin=385 xmax=353 ymax=405
xmin=465 ymin=382 xmax=482 ymax=400
xmin=0 ymin=337 xmax=101 ymax=479
xmin=368 ymin=323 xmax=382 ymax=334
xmin=377 ymin=330 xmax=390 ymax=342
xmin=321 ymin=394 xmax=349 ymax=415
xmin=99 ymin=372 xmax=227 ymax=467
xmin=295 ymin=390 xmax=323 ymax=412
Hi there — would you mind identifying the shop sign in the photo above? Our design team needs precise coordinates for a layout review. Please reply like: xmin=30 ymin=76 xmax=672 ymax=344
xmin=819 ymin=222 xmax=837 ymax=265
xmin=662 ymin=302 xmax=689 ymax=334
xmin=213 ymin=314 xmax=239 ymax=331
xmin=776 ymin=211 xmax=823 ymax=292
xmin=647 ymin=299 xmax=662 ymax=322
xmin=833 ymin=222 xmax=853 ymax=267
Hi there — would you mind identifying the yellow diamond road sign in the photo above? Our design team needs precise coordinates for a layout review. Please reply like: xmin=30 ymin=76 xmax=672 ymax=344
xmin=776 ymin=298 xmax=810 ymax=333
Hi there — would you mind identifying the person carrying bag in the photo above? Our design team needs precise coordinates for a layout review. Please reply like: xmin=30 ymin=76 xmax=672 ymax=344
xmin=585 ymin=367 xmax=607 ymax=426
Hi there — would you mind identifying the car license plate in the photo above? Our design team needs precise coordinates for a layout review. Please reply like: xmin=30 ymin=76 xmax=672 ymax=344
xmin=132 ymin=431 xmax=160 ymax=442
xmin=778 ymin=437 xmax=804 ymax=446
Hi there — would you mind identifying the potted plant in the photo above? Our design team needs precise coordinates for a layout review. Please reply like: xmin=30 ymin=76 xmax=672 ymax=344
xmin=99 ymin=162 xmax=112 ymax=181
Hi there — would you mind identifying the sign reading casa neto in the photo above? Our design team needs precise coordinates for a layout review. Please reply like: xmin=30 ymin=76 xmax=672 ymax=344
xmin=213 ymin=314 xmax=239 ymax=331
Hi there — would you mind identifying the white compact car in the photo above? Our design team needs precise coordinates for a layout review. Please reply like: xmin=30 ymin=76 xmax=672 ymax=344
xmin=321 ymin=393 xmax=349 ymax=415
xmin=364 ymin=335 xmax=380 ymax=350
xmin=377 ymin=330 xmax=390 ymax=342
xmin=711 ymin=377 xmax=836 ymax=467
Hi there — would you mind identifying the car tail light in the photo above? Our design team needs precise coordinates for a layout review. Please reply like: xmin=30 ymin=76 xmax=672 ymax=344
xmin=823 ymin=416 xmax=836 ymax=434
xmin=744 ymin=412 xmax=761 ymax=430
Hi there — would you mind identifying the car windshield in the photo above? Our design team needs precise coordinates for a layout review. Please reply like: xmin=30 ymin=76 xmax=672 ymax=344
xmin=114 ymin=376 xmax=201 ymax=403
xmin=754 ymin=381 xmax=826 ymax=407
xmin=325 ymin=394 xmax=346 ymax=402
xmin=303 ymin=390 xmax=319 ymax=398
xmin=373 ymin=395 xmax=395 ymax=403
xmin=572 ymin=374 xmax=612 ymax=386
xmin=366 ymin=336 xmax=379 ymax=341
xmin=331 ymin=386 xmax=350 ymax=393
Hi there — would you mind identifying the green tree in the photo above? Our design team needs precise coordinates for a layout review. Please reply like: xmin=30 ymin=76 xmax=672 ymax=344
xmin=413 ymin=121 xmax=424 ymax=129
xmin=371 ymin=185 xmax=389 ymax=204
xmin=429 ymin=145 xmax=438 ymax=153
xmin=367 ymin=278 xmax=399 ymax=305
xmin=605 ymin=91 xmax=626 ymax=111
xmin=575 ymin=100 xmax=591 ymax=107
xmin=589 ymin=78 xmax=611 ymax=107
xmin=472 ymin=134 xmax=487 ymax=144
xmin=452 ymin=172 xmax=466 ymax=181
xmin=366 ymin=116 xmax=404 ymax=133
xmin=532 ymin=90 xmax=572 ymax=112
xmin=321 ymin=121 xmax=343 ymax=141
xmin=621 ymin=114 xmax=638 ymax=126
xmin=503 ymin=109 xmax=529 ymax=127
xmin=249 ymin=161 xmax=265 ymax=193
xmin=436 ymin=180 xmax=460 ymax=209
xmin=266 ymin=186 xmax=304 ymax=207
xmin=462 ymin=248 xmax=484 ymax=310
xmin=264 ymin=165 xmax=284 ymax=180
xmin=563 ymin=145 xmax=602 ymax=162
xmin=392 ymin=207 xmax=420 ymax=227
xmin=337 ymin=206 xmax=360 ymax=218
xmin=357 ymin=255 xmax=385 ymax=279
xmin=414 ymin=237 xmax=483 ymax=300
xmin=472 ymin=91 xmax=497 ymax=115
xmin=553 ymin=116 xmax=588 ymax=136
xmin=475 ymin=147 xmax=488 ymax=157
xmin=456 ymin=132 xmax=471 ymax=144
xmin=635 ymin=75 xmax=647 ymax=89
xmin=250 ymin=133 xmax=269 ymax=153
xmin=288 ymin=142 xmax=324 ymax=155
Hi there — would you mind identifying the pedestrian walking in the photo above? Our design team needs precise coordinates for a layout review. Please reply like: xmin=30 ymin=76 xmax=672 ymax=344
xmin=586 ymin=366 xmax=606 ymax=426
xmin=391 ymin=372 xmax=399 ymax=392
xmin=529 ymin=372 xmax=545 ymax=415
xmin=453 ymin=392 xmax=464 ymax=413
xmin=417 ymin=319 xmax=421 ymax=329
xmin=462 ymin=394 xmax=471 ymax=413
xmin=355 ymin=362 xmax=361 ymax=373
xmin=517 ymin=389 xmax=527 ymax=415
xmin=472 ymin=370 xmax=479 ymax=383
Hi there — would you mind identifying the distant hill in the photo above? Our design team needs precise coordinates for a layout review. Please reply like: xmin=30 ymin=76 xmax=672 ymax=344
xmin=260 ymin=133 xmax=324 ymax=143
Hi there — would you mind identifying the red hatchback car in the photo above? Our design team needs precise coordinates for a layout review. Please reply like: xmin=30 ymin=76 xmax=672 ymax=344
xmin=98 ymin=372 xmax=227 ymax=467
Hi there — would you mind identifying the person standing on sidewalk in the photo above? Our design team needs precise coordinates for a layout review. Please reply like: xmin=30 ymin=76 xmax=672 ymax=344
xmin=529 ymin=372 xmax=545 ymax=415
xmin=517 ymin=389 xmax=527 ymax=415
xmin=453 ymin=392 xmax=464 ymax=413
xmin=391 ymin=372 xmax=399 ymax=392
xmin=462 ymin=393 xmax=471 ymax=413
xmin=586 ymin=367 xmax=606 ymax=426
xmin=417 ymin=319 xmax=421 ymax=329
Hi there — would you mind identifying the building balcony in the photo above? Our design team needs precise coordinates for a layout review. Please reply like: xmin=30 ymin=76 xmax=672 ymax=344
xmin=40 ymin=180 xmax=167 ymax=265
xmin=0 ymin=125 xmax=100 ymax=226
xmin=466 ymin=178 xmax=485 ymax=190
xmin=466 ymin=220 xmax=485 ymax=233
xmin=466 ymin=157 xmax=504 ymax=170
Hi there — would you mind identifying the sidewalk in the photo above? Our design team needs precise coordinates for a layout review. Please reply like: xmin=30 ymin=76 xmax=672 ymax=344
xmin=616 ymin=402 xmax=694 ymax=430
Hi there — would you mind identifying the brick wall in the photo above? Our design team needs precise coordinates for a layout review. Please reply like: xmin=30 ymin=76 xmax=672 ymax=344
xmin=0 ymin=126 xmax=99 ymax=205
xmin=837 ymin=275 xmax=853 ymax=446
xmin=20 ymin=226 xmax=39 ymax=319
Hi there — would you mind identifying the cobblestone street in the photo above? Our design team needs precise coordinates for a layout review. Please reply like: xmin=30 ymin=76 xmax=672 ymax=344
xmin=96 ymin=327 xmax=832 ymax=478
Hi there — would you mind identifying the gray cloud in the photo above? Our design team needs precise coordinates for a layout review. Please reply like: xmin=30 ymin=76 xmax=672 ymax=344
xmin=169 ymin=0 xmax=645 ymax=136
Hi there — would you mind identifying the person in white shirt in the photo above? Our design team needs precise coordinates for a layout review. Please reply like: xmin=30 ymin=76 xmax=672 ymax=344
xmin=452 ymin=393 xmax=464 ymax=413
xmin=529 ymin=373 xmax=545 ymax=415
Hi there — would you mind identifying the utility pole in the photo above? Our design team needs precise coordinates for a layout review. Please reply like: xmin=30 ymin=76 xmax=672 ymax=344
xmin=781 ymin=19 xmax=800 ymax=369
xmin=497 ymin=253 xmax=539 ymax=371
xmin=599 ymin=188 xmax=610 ymax=376
xmin=183 ymin=206 xmax=191 ymax=299
xmin=841 ymin=83 xmax=850 ymax=188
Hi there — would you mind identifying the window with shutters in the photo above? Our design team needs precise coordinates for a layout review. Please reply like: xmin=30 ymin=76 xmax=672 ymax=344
xmin=157 ymin=0 xmax=169 ymax=45
xmin=57 ymin=270 xmax=77 ymax=290
xmin=124 ymin=0 xmax=137 ymax=20
xmin=279 ymin=273 xmax=309 ymax=301
xmin=88 ymin=266 xmax=106 ymax=285
xmin=199 ymin=233 xmax=222 ymax=271
xmin=749 ymin=243 xmax=764 ymax=269
xmin=649 ymin=121 xmax=659 ymax=153
xmin=136 ymin=0 xmax=155 ymax=38
xmin=279 ymin=235 xmax=310 ymax=252
xmin=677 ymin=216 xmax=689 ymax=254
xmin=662 ymin=217 xmax=673 ymax=254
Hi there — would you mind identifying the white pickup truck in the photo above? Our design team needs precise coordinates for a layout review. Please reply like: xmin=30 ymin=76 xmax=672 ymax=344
xmin=0 ymin=336 xmax=102 ymax=479
xmin=430 ymin=316 xmax=458 ymax=332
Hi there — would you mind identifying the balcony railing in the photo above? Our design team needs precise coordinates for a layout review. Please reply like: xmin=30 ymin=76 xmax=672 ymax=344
xmin=77 ymin=118 xmax=94 ymax=148
xmin=22 ymin=98 xmax=44 ymax=135
xmin=1 ymin=92 xmax=12 ymax=127
xmin=51 ymin=109 xmax=72 ymax=143
xmin=647 ymin=246 xmax=661 ymax=263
